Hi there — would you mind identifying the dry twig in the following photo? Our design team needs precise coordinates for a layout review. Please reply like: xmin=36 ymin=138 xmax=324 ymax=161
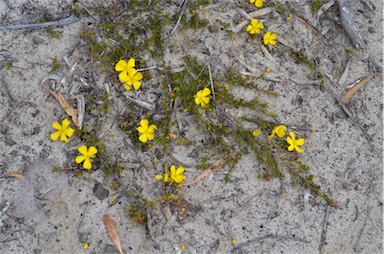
xmin=318 ymin=205 xmax=330 ymax=253
xmin=0 ymin=16 xmax=78 ymax=30
xmin=183 ymin=155 xmax=228 ymax=186
xmin=337 ymin=0 xmax=365 ymax=49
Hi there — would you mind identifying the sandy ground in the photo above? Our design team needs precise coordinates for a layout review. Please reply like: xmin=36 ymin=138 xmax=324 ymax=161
xmin=0 ymin=0 xmax=383 ymax=254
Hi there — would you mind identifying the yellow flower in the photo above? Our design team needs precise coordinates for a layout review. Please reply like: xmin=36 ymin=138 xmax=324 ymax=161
xmin=181 ymin=245 xmax=186 ymax=251
xmin=83 ymin=243 xmax=89 ymax=250
xmin=246 ymin=19 xmax=264 ymax=35
xmin=170 ymin=165 xmax=186 ymax=183
xmin=268 ymin=125 xmax=287 ymax=139
xmin=75 ymin=145 xmax=97 ymax=170
xmin=155 ymin=165 xmax=185 ymax=185
xmin=286 ymin=131 xmax=305 ymax=153
xmin=137 ymin=119 xmax=157 ymax=143
xmin=155 ymin=173 xmax=170 ymax=183
xmin=250 ymin=0 xmax=264 ymax=8
xmin=115 ymin=58 xmax=135 ymax=75
xmin=119 ymin=68 xmax=143 ymax=91
xmin=263 ymin=31 xmax=277 ymax=46
xmin=195 ymin=88 xmax=211 ymax=107
xmin=231 ymin=239 xmax=237 ymax=246
xmin=252 ymin=129 xmax=261 ymax=137
xmin=50 ymin=118 xmax=74 ymax=142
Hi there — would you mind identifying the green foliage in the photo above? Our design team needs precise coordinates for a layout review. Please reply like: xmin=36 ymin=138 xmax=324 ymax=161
xmin=78 ymin=1 xmax=172 ymax=70
xmin=46 ymin=28 xmax=61 ymax=38
xmin=312 ymin=0 xmax=323 ymax=12
xmin=51 ymin=56 xmax=63 ymax=71
xmin=77 ymin=127 xmax=123 ymax=176
xmin=2 ymin=61 xmax=12 ymax=67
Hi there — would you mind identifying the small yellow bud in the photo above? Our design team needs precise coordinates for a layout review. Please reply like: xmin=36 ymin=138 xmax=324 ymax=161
xmin=84 ymin=243 xmax=89 ymax=250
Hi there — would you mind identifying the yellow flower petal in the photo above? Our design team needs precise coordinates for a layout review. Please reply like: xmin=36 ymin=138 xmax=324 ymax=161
xmin=287 ymin=144 xmax=295 ymax=151
xmin=76 ymin=155 xmax=85 ymax=164
xmin=115 ymin=60 xmax=127 ymax=72
xmin=83 ymin=159 xmax=92 ymax=170
xmin=176 ymin=166 xmax=185 ymax=175
xmin=252 ymin=129 xmax=261 ymax=137
xmin=140 ymin=119 xmax=149 ymax=129
xmin=137 ymin=126 xmax=145 ymax=133
xmin=135 ymin=71 xmax=143 ymax=80
xmin=155 ymin=174 xmax=163 ymax=181
xmin=118 ymin=71 xmax=129 ymax=82
xmin=202 ymin=88 xmax=211 ymax=96
xmin=64 ymin=127 xmax=74 ymax=138
xmin=147 ymin=133 xmax=155 ymax=141
xmin=195 ymin=97 xmax=201 ymax=105
xmin=60 ymin=133 xmax=69 ymax=142
xmin=124 ymin=83 xmax=132 ymax=91
xmin=296 ymin=138 xmax=305 ymax=146
xmin=52 ymin=122 xmax=61 ymax=130
xmin=164 ymin=173 xmax=169 ymax=182
xmin=78 ymin=145 xmax=88 ymax=155
xmin=201 ymin=96 xmax=210 ymax=106
xmin=127 ymin=58 xmax=135 ymax=68
xmin=255 ymin=0 xmax=263 ymax=7
xmin=295 ymin=146 xmax=304 ymax=153
xmin=88 ymin=146 xmax=98 ymax=156
xmin=50 ymin=131 xmax=61 ymax=141
xmin=132 ymin=81 xmax=141 ymax=90
xmin=139 ymin=134 xmax=148 ymax=143
xmin=61 ymin=118 xmax=71 ymax=129
xmin=148 ymin=125 xmax=157 ymax=132
xmin=127 ymin=68 xmax=138 ymax=76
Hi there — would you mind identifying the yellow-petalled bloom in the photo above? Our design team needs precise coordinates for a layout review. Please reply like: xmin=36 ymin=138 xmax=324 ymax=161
xmin=115 ymin=58 xmax=135 ymax=74
xmin=50 ymin=118 xmax=75 ymax=142
xmin=268 ymin=125 xmax=287 ymax=139
xmin=75 ymin=145 xmax=97 ymax=170
xmin=195 ymin=88 xmax=211 ymax=107
xmin=247 ymin=19 xmax=264 ymax=35
xmin=170 ymin=165 xmax=186 ymax=183
xmin=286 ymin=131 xmax=305 ymax=153
xmin=137 ymin=119 xmax=157 ymax=143
xmin=263 ymin=31 xmax=277 ymax=46
xmin=252 ymin=129 xmax=261 ymax=137
xmin=250 ymin=0 xmax=264 ymax=8
xmin=155 ymin=173 xmax=170 ymax=183
xmin=119 ymin=68 xmax=143 ymax=91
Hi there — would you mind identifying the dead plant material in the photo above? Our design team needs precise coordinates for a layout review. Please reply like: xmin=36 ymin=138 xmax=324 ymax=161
xmin=5 ymin=173 xmax=23 ymax=179
xmin=337 ymin=0 xmax=365 ymax=49
xmin=338 ymin=73 xmax=382 ymax=104
xmin=49 ymin=89 xmax=79 ymax=128
xmin=103 ymin=214 xmax=123 ymax=254
xmin=183 ymin=155 xmax=228 ymax=186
